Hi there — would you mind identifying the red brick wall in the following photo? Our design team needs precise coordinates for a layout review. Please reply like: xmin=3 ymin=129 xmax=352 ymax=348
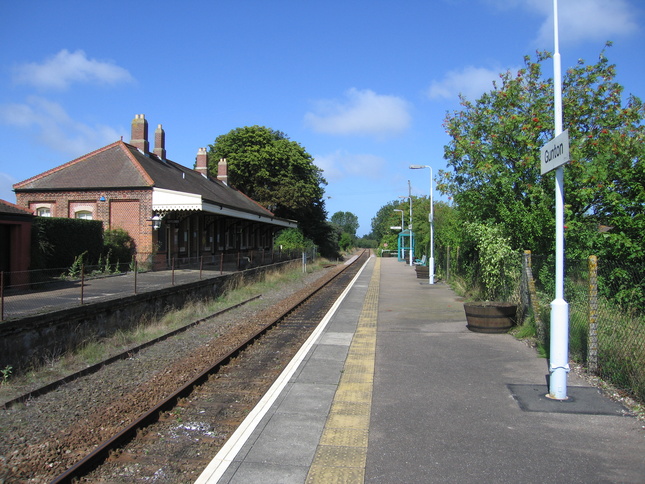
xmin=16 ymin=189 xmax=154 ymax=257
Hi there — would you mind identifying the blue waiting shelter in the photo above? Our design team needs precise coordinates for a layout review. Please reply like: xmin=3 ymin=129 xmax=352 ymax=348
xmin=397 ymin=229 xmax=414 ymax=263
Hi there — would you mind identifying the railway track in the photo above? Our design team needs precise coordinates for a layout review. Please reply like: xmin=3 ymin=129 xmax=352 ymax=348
xmin=1 ymin=250 xmax=368 ymax=483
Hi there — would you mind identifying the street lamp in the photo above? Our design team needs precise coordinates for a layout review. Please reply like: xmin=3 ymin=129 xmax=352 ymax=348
xmin=393 ymin=209 xmax=404 ymax=261
xmin=399 ymin=189 xmax=413 ymax=266
xmin=393 ymin=209 xmax=404 ymax=231
xmin=409 ymin=165 xmax=434 ymax=284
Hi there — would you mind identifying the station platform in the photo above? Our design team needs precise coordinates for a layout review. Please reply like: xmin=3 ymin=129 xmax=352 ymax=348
xmin=196 ymin=255 xmax=645 ymax=484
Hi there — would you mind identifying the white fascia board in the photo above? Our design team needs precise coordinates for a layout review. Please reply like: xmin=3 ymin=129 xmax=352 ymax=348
xmin=152 ymin=187 xmax=202 ymax=211
xmin=202 ymin=201 xmax=297 ymax=228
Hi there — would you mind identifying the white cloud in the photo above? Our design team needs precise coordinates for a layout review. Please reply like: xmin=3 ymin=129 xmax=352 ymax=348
xmin=314 ymin=150 xmax=386 ymax=182
xmin=305 ymin=88 xmax=411 ymax=137
xmin=0 ymin=96 xmax=122 ymax=156
xmin=485 ymin=0 xmax=640 ymax=47
xmin=12 ymin=49 xmax=134 ymax=90
xmin=0 ymin=172 xmax=18 ymax=203
xmin=533 ymin=0 xmax=639 ymax=46
xmin=429 ymin=0 xmax=639 ymax=102
xmin=427 ymin=65 xmax=509 ymax=101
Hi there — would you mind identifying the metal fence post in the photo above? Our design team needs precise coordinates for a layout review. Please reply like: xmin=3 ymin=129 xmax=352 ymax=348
xmin=588 ymin=255 xmax=598 ymax=373
xmin=80 ymin=264 xmax=85 ymax=305
xmin=1 ymin=271 xmax=4 ymax=321
xmin=524 ymin=250 xmax=544 ymax=345
xmin=134 ymin=258 xmax=138 ymax=295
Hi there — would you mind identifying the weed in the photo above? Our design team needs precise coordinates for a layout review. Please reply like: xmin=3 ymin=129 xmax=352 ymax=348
xmin=1 ymin=366 xmax=12 ymax=385
xmin=78 ymin=341 xmax=107 ymax=365
xmin=0 ymin=260 xmax=332 ymax=398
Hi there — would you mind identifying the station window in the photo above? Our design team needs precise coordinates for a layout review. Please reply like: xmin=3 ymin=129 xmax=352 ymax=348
xmin=75 ymin=210 xmax=93 ymax=220
xmin=36 ymin=207 xmax=51 ymax=217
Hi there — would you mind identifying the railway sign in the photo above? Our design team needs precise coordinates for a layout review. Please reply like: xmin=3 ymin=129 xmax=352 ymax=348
xmin=541 ymin=129 xmax=570 ymax=175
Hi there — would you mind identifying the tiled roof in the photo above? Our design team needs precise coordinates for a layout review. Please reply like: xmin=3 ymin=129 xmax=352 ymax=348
xmin=13 ymin=142 xmax=151 ymax=190
xmin=13 ymin=141 xmax=278 ymax=219
xmin=0 ymin=199 xmax=33 ymax=216
xmin=129 ymin=147 xmax=271 ymax=216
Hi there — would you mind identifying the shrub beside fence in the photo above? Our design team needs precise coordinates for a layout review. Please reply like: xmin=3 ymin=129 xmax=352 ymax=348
xmin=444 ymin=248 xmax=645 ymax=405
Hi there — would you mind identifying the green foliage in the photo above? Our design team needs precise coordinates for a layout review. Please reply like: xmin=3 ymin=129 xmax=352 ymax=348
xmin=208 ymin=126 xmax=326 ymax=213
xmin=31 ymin=217 xmax=103 ymax=269
xmin=438 ymin=44 xmax=645 ymax=261
xmin=331 ymin=211 xmax=359 ymax=237
xmin=466 ymin=222 xmax=517 ymax=301
xmin=274 ymin=228 xmax=311 ymax=251
xmin=339 ymin=232 xmax=354 ymax=251
xmin=371 ymin=200 xmax=405 ymax=242
xmin=208 ymin=125 xmax=336 ymax=256
xmin=64 ymin=251 xmax=87 ymax=279
xmin=1 ymin=365 xmax=12 ymax=385
xmin=103 ymin=228 xmax=135 ymax=269
xmin=356 ymin=237 xmax=378 ymax=249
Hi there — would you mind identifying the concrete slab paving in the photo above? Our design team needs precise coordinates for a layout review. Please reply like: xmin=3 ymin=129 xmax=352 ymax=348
xmin=366 ymin=257 xmax=645 ymax=484
xmin=198 ymin=255 xmax=645 ymax=484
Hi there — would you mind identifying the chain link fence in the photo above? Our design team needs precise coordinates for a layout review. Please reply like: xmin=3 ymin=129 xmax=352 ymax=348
xmin=443 ymin=248 xmax=645 ymax=405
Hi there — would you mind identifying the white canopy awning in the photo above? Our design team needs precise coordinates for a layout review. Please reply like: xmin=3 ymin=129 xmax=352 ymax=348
xmin=152 ymin=187 xmax=202 ymax=211
xmin=152 ymin=187 xmax=296 ymax=228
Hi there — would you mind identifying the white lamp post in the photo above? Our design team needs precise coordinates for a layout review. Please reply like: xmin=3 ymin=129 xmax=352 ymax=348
xmin=548 ymin=0 xmax=570 ymax=400
xmin=394 ymin=209 xmax=404 ymax=261
xmin=398 ymin=194 xmax=413 ymax=266
xmin=409 ymin=165 xmax=434 ymax=284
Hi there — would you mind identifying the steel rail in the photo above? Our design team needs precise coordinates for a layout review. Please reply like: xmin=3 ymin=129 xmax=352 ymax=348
xmin=2 ymin=295 xmax=262 ymax=410
xmin=50 ymin=251 xmax=367 ymax=483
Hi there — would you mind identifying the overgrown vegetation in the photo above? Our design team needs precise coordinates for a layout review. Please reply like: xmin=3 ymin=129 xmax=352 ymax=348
xmin=31 ymin=217 xmax=103 ymax=270
xmin=370 ymin=44 xmax=644 ymax=406
xmin=0 ymin=258 xmax=332 ymax=401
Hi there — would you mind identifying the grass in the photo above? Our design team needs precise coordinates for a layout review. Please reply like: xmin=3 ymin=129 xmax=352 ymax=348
xmin=0 ymin=258 xmax=334 ymax=402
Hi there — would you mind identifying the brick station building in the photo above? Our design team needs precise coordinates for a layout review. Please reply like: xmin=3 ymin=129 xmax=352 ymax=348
xmin=13 ymin=114 xmax=297 ymax=268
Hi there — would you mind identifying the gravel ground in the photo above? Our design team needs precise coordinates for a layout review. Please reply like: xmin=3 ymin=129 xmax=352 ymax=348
xmin=0 ymin=262 xmax=342 ymax=483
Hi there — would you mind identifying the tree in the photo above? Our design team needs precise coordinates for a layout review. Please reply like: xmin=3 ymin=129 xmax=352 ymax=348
xmin=208 ymin=126 xmax=338 ymax=257
xmin=330 ymin=211 xmax=359 ymax=237
xmin=274 ymin=228 xmax=309 ymax=251
xmin=438 ymin=44 xmax=645 ymax=260
xmin=370 ymin=200 xmax=403 ymax=243
xmin=339 ymin=233 xmax=354 ymax=252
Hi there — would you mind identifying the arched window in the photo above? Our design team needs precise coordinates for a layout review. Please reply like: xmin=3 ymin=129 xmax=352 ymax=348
xmin=75 ymin=210 xmax=93 ymax=220
xmin=36 ymin=207 xmax=51 ymax=217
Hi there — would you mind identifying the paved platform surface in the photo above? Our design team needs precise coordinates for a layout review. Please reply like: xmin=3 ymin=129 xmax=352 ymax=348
xmin=197 ymin=255 xmax=645 ymax=484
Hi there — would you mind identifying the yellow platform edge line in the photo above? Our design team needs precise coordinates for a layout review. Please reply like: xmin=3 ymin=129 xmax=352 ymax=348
xmin=306 ymin=257 xmax=380 ymax=484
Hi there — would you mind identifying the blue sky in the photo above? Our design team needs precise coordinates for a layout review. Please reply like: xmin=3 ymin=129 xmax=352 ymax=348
xmin=1 ymin=0 xmax=643 ymax=236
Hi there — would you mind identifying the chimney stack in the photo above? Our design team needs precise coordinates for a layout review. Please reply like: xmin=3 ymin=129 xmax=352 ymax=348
xmin=218 ymin=158 xmax=228 ymax=186
xmin=154 ymin=124 xmax=166 ymax=160
xmin=195 ymin=148 xmax=209 ymax=176
xmin=130 ymin=114 xmax=149 ymax=153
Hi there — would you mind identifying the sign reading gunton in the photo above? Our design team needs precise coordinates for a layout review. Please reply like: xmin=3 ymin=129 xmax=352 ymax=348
xmin=541 ymin=129 xmax=570 ymax=175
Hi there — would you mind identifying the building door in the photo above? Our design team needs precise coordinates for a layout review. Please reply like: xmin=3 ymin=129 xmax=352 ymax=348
xmin=0 ymin=224 xmax=11 ymax=286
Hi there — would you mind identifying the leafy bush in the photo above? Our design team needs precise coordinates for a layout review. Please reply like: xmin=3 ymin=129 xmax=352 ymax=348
xmin=466 ymin=222 xmax=519 ymax=301
xmin=103 ymin=228 xmax=135 ymax=268
xmin=274 ymin=228 xmax=311 ymax=251
xmin=31 ymin=217 xmax=103 ymax=269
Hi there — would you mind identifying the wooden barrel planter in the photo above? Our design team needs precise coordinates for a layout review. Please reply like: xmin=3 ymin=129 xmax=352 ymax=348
xmin=464 ymin=302 xmax=517 ymax=333
xmin=415 ymin=266 xmax=429 ymax=279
